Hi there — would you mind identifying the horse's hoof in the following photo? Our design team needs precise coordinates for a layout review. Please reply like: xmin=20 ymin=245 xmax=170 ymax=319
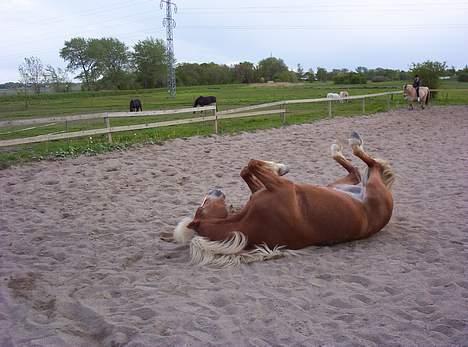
xmin=208 ymin=188 xmax=225 ymax=199
xmin=349 ymin=132 xmax=363 ymax=147
xmin=278 ymin=164 xmax=289 ymax=176
xmin=261 ymin=160 xmax=289 ymax=176
xmin=331 ymin=142 xmax=344 ymax=157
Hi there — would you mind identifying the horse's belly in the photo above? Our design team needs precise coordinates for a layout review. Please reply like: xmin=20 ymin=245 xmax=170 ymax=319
xmin=299 ymin=197 xmax=368 ymax=246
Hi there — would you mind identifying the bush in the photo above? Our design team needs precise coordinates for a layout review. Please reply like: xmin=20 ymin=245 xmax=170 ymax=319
xmin=410 ymin=61 xmax=447 ymax=90
xmin=333 ymin=72 xmax=367 ymax=84
xmin=371 ymin=75 xmax=387 ymax=83
xmin=274 ymin=71 xmax=298 ymax=83
xmin=457 ymin=73 xmax=468 ymax=82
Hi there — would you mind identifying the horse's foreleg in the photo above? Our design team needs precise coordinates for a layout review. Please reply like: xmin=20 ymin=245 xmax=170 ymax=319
xmin=240 ymin=166 xmax=264 ymax=194
xmin=246 ymin=159 xmax=288 ymax=191
xmin=329 ymin=142 xmax=361 ymax=186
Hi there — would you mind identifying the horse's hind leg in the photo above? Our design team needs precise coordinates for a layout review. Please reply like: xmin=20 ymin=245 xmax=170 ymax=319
xmin=349 ymin=132 xmax=379 ymax=168
xmin=328 ymin=142 xmax=361 ymax=186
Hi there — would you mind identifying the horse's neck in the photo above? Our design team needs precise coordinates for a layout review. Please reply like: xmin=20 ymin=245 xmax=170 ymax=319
xmin=197 ymin=218 xmax=242 ymax=240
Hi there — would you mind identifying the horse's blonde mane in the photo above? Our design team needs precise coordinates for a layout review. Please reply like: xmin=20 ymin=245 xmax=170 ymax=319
xmin=189 ymin=232 xmax=296 ymax=267
xmin=173 ymin=217 xmax=195 ymax=243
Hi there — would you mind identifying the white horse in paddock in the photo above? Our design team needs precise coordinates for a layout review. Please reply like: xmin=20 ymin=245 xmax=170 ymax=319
xmin=339 ymin=91 xmax=349 ymax=103
xmin=327 ymin=93 xmax=341 ymax=101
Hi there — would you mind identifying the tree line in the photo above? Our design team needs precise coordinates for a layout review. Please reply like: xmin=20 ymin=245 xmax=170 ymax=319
xmin=9 ymin=35 xmax=468 ymax=94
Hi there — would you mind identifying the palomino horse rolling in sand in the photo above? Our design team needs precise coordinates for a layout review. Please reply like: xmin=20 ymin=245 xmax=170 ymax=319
xmin=403 ymin=84 xmax=430 ymax=110
xmin=173 ymin=132 xmax=395 ymax=266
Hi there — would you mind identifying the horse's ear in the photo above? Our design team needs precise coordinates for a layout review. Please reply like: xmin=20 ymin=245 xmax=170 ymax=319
xmin=187 ymin=220 xmax=200 ymax=230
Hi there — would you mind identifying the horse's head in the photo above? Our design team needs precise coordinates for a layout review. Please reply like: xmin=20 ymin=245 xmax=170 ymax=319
xmin=194 ymin=188 xmax=229 ymax=221
xmin=403 ymin=84 xmax=411 ymax=99
xmin=403 ymin=83 xmax=414 ymax=94
xmin=173 ymin=189 xmax=229 ymax=243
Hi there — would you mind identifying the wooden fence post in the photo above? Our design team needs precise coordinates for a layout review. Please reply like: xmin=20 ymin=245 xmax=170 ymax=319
xmin=387 ymin=94 xmax=391 ymax=110
xmin=362 ymin=98 xmax=366 ymax=114
xmin=104 ymin=114 xmax=112 ymax=143
xmin=281 ymin=102 xmax=286 ymax=124
xmin=328 ymin=100 xmax=332 ymax=117
xmin=214 ymin=107 xmax=218 ymax=134
xmin=65 ymin=120 xmax=70 ymax=149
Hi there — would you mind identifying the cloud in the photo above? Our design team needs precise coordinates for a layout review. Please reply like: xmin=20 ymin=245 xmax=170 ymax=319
xmin=0 ymin=0 xmax=34 ymax=12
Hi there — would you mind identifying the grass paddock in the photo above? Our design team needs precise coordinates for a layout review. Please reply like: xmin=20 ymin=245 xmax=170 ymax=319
xmin=0 ymin=81 xmax=466 ymax=168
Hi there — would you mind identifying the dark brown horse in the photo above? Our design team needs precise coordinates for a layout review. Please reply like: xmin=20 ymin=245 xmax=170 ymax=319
xmin=130 ymin=99 xmax=143 ymax=112
xmin=173 ymin=132 xmax=395 ymax=266
xmin=193 ymin=96 xmax=217 ymax=113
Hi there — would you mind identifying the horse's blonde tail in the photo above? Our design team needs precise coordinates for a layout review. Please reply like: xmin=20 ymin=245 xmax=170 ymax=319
xmin=375 ymin=158 xmax=396 ymax=190
xmin=189 ymin=232 xmax=293 ymax=267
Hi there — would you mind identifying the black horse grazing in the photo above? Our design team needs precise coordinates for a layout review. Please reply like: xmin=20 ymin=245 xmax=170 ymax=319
xmin=193 ymin=96 xmax=217 ymax=113
xmin=129 ymin=99 xmax=143 ymax=112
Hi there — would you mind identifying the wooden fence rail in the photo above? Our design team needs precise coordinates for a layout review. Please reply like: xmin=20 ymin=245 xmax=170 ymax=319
xmin=0 ymin=91 xmax=403 ymax=148
xmin=0 ymin=105 xmax=217 ymax=127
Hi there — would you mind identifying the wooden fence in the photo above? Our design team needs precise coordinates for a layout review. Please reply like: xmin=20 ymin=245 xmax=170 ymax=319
xmin=0 ymin=91 xmax=403 ymax=148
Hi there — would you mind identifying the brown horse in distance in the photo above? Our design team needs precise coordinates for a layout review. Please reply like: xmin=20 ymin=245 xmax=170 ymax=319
xmin=173 ymin=132 xmax=395 ymax=266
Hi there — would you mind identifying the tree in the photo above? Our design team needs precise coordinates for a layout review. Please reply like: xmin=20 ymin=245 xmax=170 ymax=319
xmin=176 ymin=62 xmax=234 ymax=86
xmin=60 ymin=37 xmax=99 ymax=90
xmin=176 ymin=63 xmax=201 ymax=86
xmin=257 ymin=57 xmax=289 ymax=81
xmin=276 ymin=70 xmax=298 ymax=83
xmin=18 ymin=56 xmax=46 ymax=94
xmin=316 ymin=67 xmax=327 ymax=82
xmin=44 ymin=65 xmax=72 ymax=92
xmin=132 ymin=37 xmax=167 ymax=88
xmin=304 ymin=68 xmax=315 ymax=82
xmin=356 ymin=66 xmax=368 ymax=74
xmin=333 ymin=72 xmax=366 ymax=84
xmin=61 ymin=37 xmax=132 ymax=90
xmin=296 ymin=64 xmax=305 ymax=80
xmin=92 ymin=38 xmax=130 ymax=89
xmin=233 ymin=62 xmax=257 ymax=84
xmin=410 ymin=61 xmax=447 ymax=90
xmin=457 ymin=65 xmax=468 ymax=82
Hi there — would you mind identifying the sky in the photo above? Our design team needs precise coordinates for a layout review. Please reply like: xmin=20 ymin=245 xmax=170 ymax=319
xmin=0 ymin=0 xmax=467 ymax=83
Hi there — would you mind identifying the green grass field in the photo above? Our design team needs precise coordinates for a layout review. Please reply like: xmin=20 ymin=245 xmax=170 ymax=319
xmin=0 ymin=81 xmax=466 ymax=169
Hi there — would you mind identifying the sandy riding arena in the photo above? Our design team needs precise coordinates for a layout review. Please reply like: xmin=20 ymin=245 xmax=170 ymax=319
xmin=1 ymin=106 xmax=467 ymax=346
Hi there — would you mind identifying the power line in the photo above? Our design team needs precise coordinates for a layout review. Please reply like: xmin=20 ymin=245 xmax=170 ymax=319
xmin=175 ymin=24 xmax=468 ymax=32
xmin=160 ymin=0 xmax=177 ymax=97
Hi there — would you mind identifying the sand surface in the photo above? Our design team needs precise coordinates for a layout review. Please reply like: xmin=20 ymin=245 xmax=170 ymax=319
xmin=1 ymin=106 xmax=467 ymax=346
